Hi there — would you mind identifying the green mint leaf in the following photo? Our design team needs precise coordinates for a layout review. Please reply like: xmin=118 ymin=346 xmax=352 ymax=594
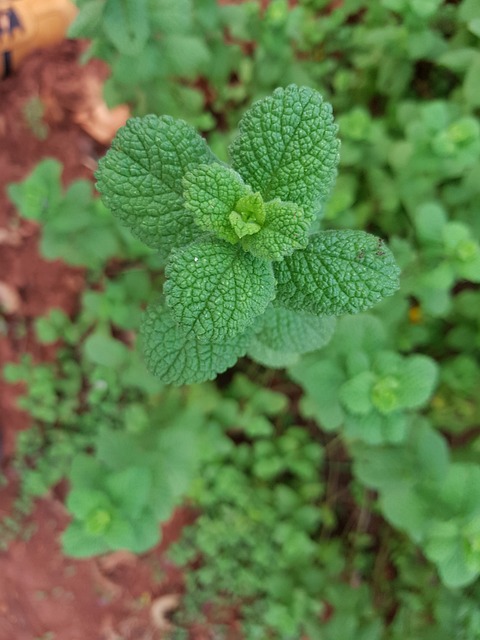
xmin=233 ymin=192 xmax=266 ymax=225
xmin=96 ymin=115 xmax=216 ymax=253
xmin=371 ymin=375 xmax=402 ymax=414
xmin=344 ymin=412 xmax=408 ymax=445
xmin=247 ymin=306 xmax=336 ymax=367
xmin=164 ymin=239 xmax=276 ymax=341
xmin=66 ymin=488 xmax=109 ymax=520
xmin=229 ymin=193 xmax=265 ymax=238
xmin=104 ymin=519 xmax=138 ymax=550
xmin=230 ymin=85 xmax=340 ymax=214
xmin=127 ymin=511 xmax=161 ymax=553
xmin=183 ymin=163 xmax=249 ymax=244
xmin=247 ymin=340 xmax=301 ymax=368
xmin=62 ymin=521 xmax=111 ymax=558
xmin=396 ymin=356 xmax=438 ymax=409
xmin=141 ymin=300 xmax=252 ymax=385
xmin=7 ymin=158 xmax=62 ymax=220
xmin=252 ymin=305 xmax=336 ymax=355
xmin=413 ymin=202 xmax=447 ymax=243
xmin=103 ymin=0 xmax=150 ymax=55
xmin=241 ymin=200 xmax=313 ymax=260
xmin=339 ymin=372 xmax=376 ymax=416
xmin=183 ymin=164 xmax=310 ymax=260
xmin=68 ymin=0 xmax=104 ymax=39
xmin=229 ymin=210 xmax=262 ymax=238
xmin=289 ymin=358 xmax=346 ymax=431
xmin=105 ymin=467 xmax=152 ymax=517
xmin=274 ymin=231 xmax=400 ymax=316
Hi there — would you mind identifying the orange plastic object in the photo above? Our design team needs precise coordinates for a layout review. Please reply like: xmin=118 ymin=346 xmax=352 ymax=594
xmin=0 ymin=0 xmax=77 ymax=78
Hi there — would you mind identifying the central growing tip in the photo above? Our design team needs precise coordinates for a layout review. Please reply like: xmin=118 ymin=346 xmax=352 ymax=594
xmin=229 ymin=192 xmax=266 ymax=239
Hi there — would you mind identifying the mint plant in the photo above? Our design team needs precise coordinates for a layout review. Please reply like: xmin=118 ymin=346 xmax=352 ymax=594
xmin=68 ymin=0 xmax=214 ymax=127
xmin=96 ymin=85 xmax=400 ymax=385
xmin=353 ymin=420 xmax=480 ymax=588
xmin=289 ymin=315 xmax=438 ymax=445
xmin=62 ymin=386 xmax=222 ymax=558
xmin=62 ymin=458 xmax=160 ymax=556
xmin=392 ymin=201 xmax=480 ymax=317
xmin=7 ymin=159 xmax=154 ymax=272
xmin=169 ymin=373 xmax=329 ymax=639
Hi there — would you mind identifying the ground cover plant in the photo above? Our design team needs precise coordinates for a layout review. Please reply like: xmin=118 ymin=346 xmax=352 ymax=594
xmin=2 ymin=0 xmax=480 ymax=638
xmin=96 ymin=85 xmax=400 ymax=384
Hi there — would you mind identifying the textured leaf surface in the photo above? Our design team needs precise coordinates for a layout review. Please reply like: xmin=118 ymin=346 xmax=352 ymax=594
xmin=164 ymin=239 xmax=276 ymax=341
xmin=253 ymin=305 xmax=336 ymax=355
xmin=183 ymin=164 xmax=248 ymax=244
xmin=96 ymin=115 xmax=216 ymax=252
xmin=141 ymin=300 xmax=251 ymax=385
xmin=241 ymin=200 xmax=313 ymax=260
xmin=274 ymin=231 xmax=400 ymax=315
xmin=231 ymin=85 xmax=340 ymax=214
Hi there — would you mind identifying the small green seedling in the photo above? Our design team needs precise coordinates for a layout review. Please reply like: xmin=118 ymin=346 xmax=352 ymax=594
xmin=96 ymin=85 xmax=400 ymax=384
xmin=289 ymin=315 xmax=439 ymax=445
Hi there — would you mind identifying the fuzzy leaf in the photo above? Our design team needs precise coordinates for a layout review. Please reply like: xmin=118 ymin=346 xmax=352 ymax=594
xmin=105 ymin=467 xmax=152 ymax=516
xmin=424 ymin=530 xmax=479 ymax=589
xmin=7 ymin=158 xmax=62 ymax=220
xmin=274 ymin=231 xmax=400 ymax=316
xmin=68 ymin=0 xmax=105 ymax=38
xmin=96 ymin=115 xmax=216 ymax=252
xmin=230 ymin=192 xmax=265 ymax=238
xmin=289 ymin=357 xmax=346 ymax=431
xmin=66 ymin=489 xmax=110 ymax=520
xmin=252 ymin=305 xmax=336 ymax=355
xmin=183 ymin=163 xmax=249 ymax=244
xmin=231 ymin=85 xmax=340 ymax=214
xmin=141 ymin=300 xmax=252 ymax=385
xmin=164 ymin=239 xmax=276 ymax=341
xmin=241 ymin=200 xmax=314 ymax=260
xmin=103 ymin=0 xmax=150 ymax=55
xmin=62 ymin=522 xmax=111 ymax=558
xmin=247 ymin=340 xmax=300 ymax=368
xmin=104 ymin=519 xmax=137 ymax=550
xmin=344 ymin=412 xmax=408 ymax=445
xmin=331 ymin=315 xmax=388 ymax=357
xmin=413 ymin=202 xmax=447 ymax=244
xmin=339 ymin=372 xmax=375 ymax=416
xmin=396 ymin=356 xmax=438 ymax=409
xmin=128 ymin=511 xmax=161 ymax=553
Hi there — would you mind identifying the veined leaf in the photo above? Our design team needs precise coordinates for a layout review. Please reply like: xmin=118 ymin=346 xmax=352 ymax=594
xmin=96 ymin=115 xmax=217 ymax=253
xmin=183 ymin=163 xmax=249 ymax=244
xmin=164 ymin=239 xmax=276 ymax=341
xmin=274 ymin=231 xmax=400 ymax=316
xmin=231 ymin=85 xmax=340 ymax=214
xmin=141 ymin=300 xmax=252 ymax=385
xmin=241 ymin=200 xmax=314 ymax=261
xmin=252 ymin=305 xmax=336 ymax=355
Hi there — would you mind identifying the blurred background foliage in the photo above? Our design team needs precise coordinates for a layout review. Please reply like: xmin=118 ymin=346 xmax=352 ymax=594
xmin=3 ymin=0 xmax=480 ymax=637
